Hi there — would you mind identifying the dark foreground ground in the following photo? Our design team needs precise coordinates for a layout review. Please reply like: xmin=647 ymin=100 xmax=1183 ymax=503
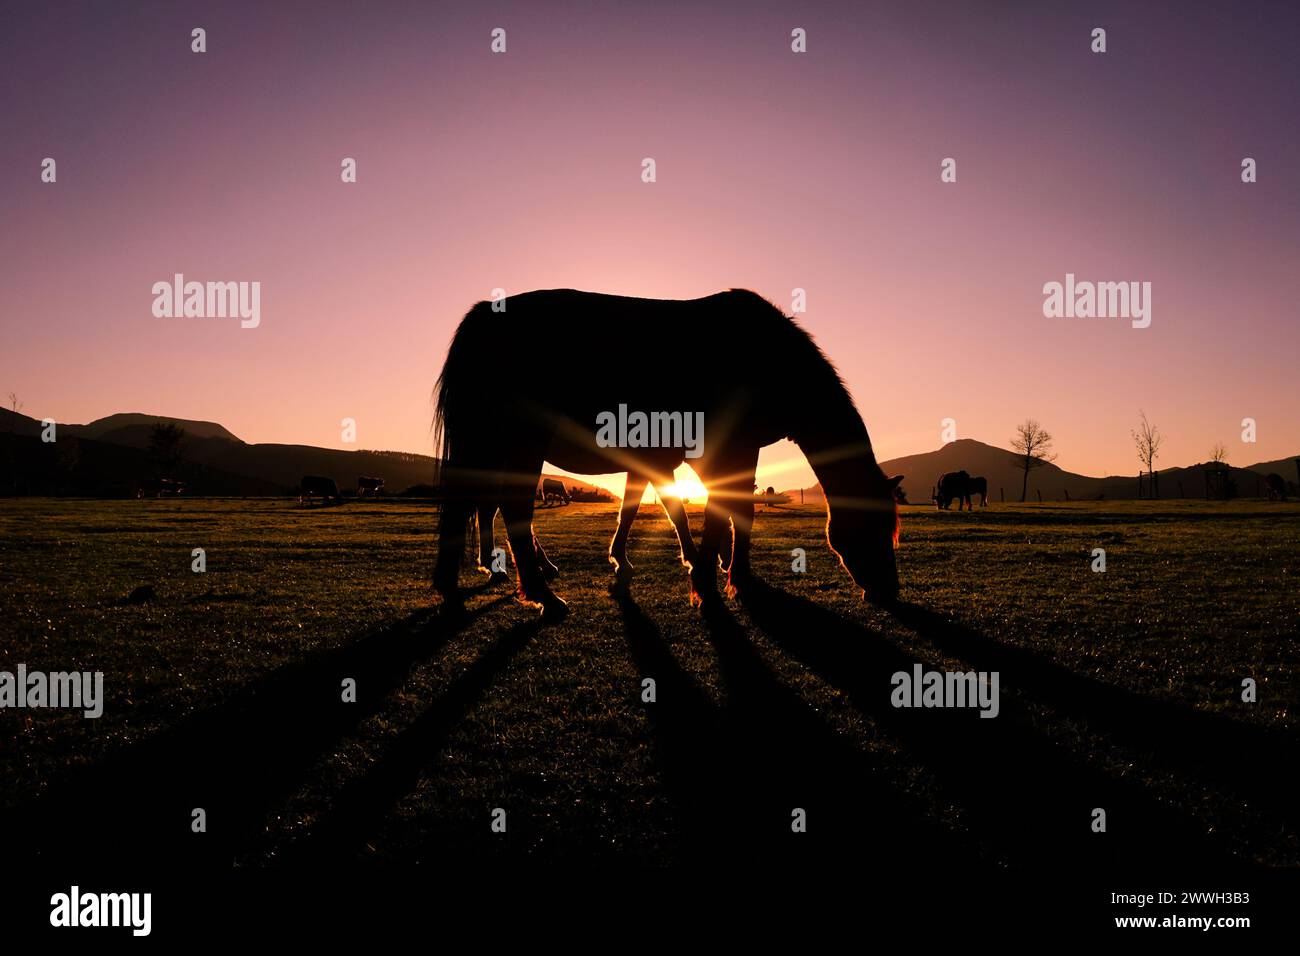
xmin=0 ymin=498 xmax=1296 ymax=930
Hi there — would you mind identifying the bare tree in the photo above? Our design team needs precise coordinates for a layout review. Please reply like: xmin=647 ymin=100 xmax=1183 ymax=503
xmin=1011 ymin=419 xmax=1057 ymax=502
xmin=1210 ymin=442 xmax=1228 ymax=466
xmin=6 ymin=392 xmax=21 ymax=414
xmin=1132 ymin=410 xmax=1164 ymax=498
xmin=148 ymin=423 xmax=187 ymax=474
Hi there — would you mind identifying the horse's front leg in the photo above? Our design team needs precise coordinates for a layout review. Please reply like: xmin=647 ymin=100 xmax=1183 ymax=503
xmin=691 ymin=451 xmax=757 ymax=607
xmin=724 ymin=491 xmax=755 ymax=599
xmin=691 ymin=502 xmax=728 ymax=608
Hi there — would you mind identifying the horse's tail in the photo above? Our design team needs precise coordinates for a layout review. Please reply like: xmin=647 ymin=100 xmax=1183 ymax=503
xmin=433 ymin=300 xmax=494 ymax=488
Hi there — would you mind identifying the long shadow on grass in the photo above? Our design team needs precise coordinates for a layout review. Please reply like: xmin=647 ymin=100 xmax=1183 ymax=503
xmin=736 ymin=580 xmax=1253 ymax=875
xmin=276 ymin=616 xmax=542 ymax=865
xmin=615 ymin=591 xmax=971 ymax=871
xmin=3 ymin=589 xmax=512 ymax=869
xmin=889 ymin=601 xmax=1300 ymax=856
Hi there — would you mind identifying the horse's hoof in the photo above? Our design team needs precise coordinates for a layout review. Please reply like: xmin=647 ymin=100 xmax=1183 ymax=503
xmin=539 ymin=597 xmax=569 ymax=623
xmin=726 ymin=570 xmax=754 ymax=600
xmin=690 ymin=587 xmax=723 ymax=610
xmin=437 ymin=596 xmax=467 ymax=620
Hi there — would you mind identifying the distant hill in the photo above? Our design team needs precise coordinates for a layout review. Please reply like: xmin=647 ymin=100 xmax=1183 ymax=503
xmin=71 ymin=413 xmax=242 ymax=443
xmin=3 ymin=409 xmax=1295 ymax=500
xmin=783 ymin=438 xmax=1296 ymax=503
xmin=0 ymin=431 xmax=284 ymax=497
xmin=0 ymin=409 xmax=435 ymax=496
xmin=1244 ymin=455 xmax=1300 ymax=480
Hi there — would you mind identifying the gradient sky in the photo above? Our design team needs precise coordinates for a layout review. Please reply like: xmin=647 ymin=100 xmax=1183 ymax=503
xmin=2 ymin=0 xmax=1297 ymax=496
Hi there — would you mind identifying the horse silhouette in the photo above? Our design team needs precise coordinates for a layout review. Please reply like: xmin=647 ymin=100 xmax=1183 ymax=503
xmin=433 ymin=289 xmax=902 ymax=620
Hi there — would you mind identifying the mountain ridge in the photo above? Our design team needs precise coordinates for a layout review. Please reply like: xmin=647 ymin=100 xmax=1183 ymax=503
xmin=1 ymin=410 xmax=1295 ymax=499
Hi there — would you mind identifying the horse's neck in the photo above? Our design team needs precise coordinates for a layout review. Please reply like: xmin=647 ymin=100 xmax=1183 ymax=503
xmin=794 ymin=404 xmax=880 ymax=513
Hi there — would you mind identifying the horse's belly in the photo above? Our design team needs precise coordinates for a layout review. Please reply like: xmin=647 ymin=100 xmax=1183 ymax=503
xmin=544 ymin=435 xmax=684 ymax=479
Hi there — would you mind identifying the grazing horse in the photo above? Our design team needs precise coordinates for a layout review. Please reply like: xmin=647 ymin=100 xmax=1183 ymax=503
xmin=357 ymin=476 xmax=385 ymax=496
xmin=934 ymin=471 xmax=987 ymax=510
xmin=433 ymin=289 xmax=903 ymax=621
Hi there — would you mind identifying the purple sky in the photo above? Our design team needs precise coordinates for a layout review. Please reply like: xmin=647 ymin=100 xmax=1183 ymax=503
xmin=2 ymin=0 xmax=1297 ymax=493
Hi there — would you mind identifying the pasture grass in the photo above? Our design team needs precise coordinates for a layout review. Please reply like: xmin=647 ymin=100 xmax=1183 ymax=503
xmin=0 ymin=497 xmax=1295 ymax=869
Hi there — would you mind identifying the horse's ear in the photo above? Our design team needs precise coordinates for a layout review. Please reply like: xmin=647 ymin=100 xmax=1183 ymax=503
xmin=887 ymin=474 xmax=904 ymax=489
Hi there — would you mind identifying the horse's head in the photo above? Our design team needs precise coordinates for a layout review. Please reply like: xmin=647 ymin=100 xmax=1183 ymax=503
xmin=827 ymin=473 xmax=903 ymax=604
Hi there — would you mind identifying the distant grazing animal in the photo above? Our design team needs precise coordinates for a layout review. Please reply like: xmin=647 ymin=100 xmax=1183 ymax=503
xmin=357 ymin=476 xmax=385 ymax=497
xmin=1265 ymin=472 xmax=1287 ymax=501
xmin=299 ymin=475 xmax=340 ymax=504
xmin=433 ymin=288 xmax=903 ymax=621
xmin=934 ymin=471 xmax=987 ymax=510
xmin=541 ymin=478 xmax=571 ymax=504
xmin=137 ymin=477 xmax=185 ymax=499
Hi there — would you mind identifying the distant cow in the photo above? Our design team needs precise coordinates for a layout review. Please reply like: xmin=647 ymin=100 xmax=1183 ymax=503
xmin=934 ymin=471 xmax=988 ymax=510
xmin=541 ymin=478 xmax=570 ymax=504
xmin=357 ymin=476 xmax=385 ymax=497
xmin=137 ymin=477 xmax=185 ymax=499
xmin=300 ymin=475 xmax=340 ymax=505
xmin=1265 ymin=473 xmax=1288 ymax=501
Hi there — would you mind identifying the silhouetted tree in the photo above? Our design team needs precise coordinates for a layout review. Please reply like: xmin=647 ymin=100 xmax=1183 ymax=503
xmin=7 ymin=392 xmax=21 ymax=413
xmin=1210 ymin=441 xmax=1228 ymax=465
xmin=1011 ymin=419 xmax=1056 ymax=502
xmin=1132 ymin=411 xmax=1164 ymax=498
xmin=148 ymin=423 xmax=186 ymax=475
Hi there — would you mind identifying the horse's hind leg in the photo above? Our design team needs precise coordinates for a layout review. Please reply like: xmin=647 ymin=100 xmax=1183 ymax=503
xmin=500 ymin=489 xmax=567 ymax=622
xmin=609 ymin=472 xmax=648 ymax=579
xmin=534 ymin=534 xmax=559 ymax=580
xmin=657 ymin=491 xmax=698 ymax=565
xmin=434 ymin=494 xmax=473 ymax=615
xmin=476 ymin=504 xmax=509 ymax=584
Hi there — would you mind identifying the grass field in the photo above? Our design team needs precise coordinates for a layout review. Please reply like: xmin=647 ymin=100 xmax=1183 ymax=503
xmin=1 ymin=497 xmax=1297 ymax=874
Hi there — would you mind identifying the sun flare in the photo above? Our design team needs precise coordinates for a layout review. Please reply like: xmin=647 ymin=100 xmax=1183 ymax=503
xmin=655 ymin=478 xmax=709 ymax=501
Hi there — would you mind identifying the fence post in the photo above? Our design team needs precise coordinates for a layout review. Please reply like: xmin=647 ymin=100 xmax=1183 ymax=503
xmin=1036 ymin=489 xmax=1042 ymax=503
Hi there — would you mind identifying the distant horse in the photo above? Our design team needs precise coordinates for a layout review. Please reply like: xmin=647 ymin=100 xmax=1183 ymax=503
xmin=1265 ymin=473 xmax=1287 ymax=501
xmin=299 ymin=475 xmax=340 ymax=505
xmin=357 ymin=476 xmax=385 ymax=497
xmin=934 ymin=471 xmax=987 ymax=510
xmin=433 ymin=289 xmax=902 ymax=620
xmin=541 ymin=478 xmax=571 ymax=504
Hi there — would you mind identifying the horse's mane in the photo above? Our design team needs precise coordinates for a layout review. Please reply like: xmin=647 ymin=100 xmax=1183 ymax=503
xmin=726 ymin=289 xmax=867 ymax=438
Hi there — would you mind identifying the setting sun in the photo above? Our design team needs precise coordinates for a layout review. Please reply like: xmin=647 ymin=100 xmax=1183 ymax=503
xmin=655 ymin=477 xmax=709 ymax=502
